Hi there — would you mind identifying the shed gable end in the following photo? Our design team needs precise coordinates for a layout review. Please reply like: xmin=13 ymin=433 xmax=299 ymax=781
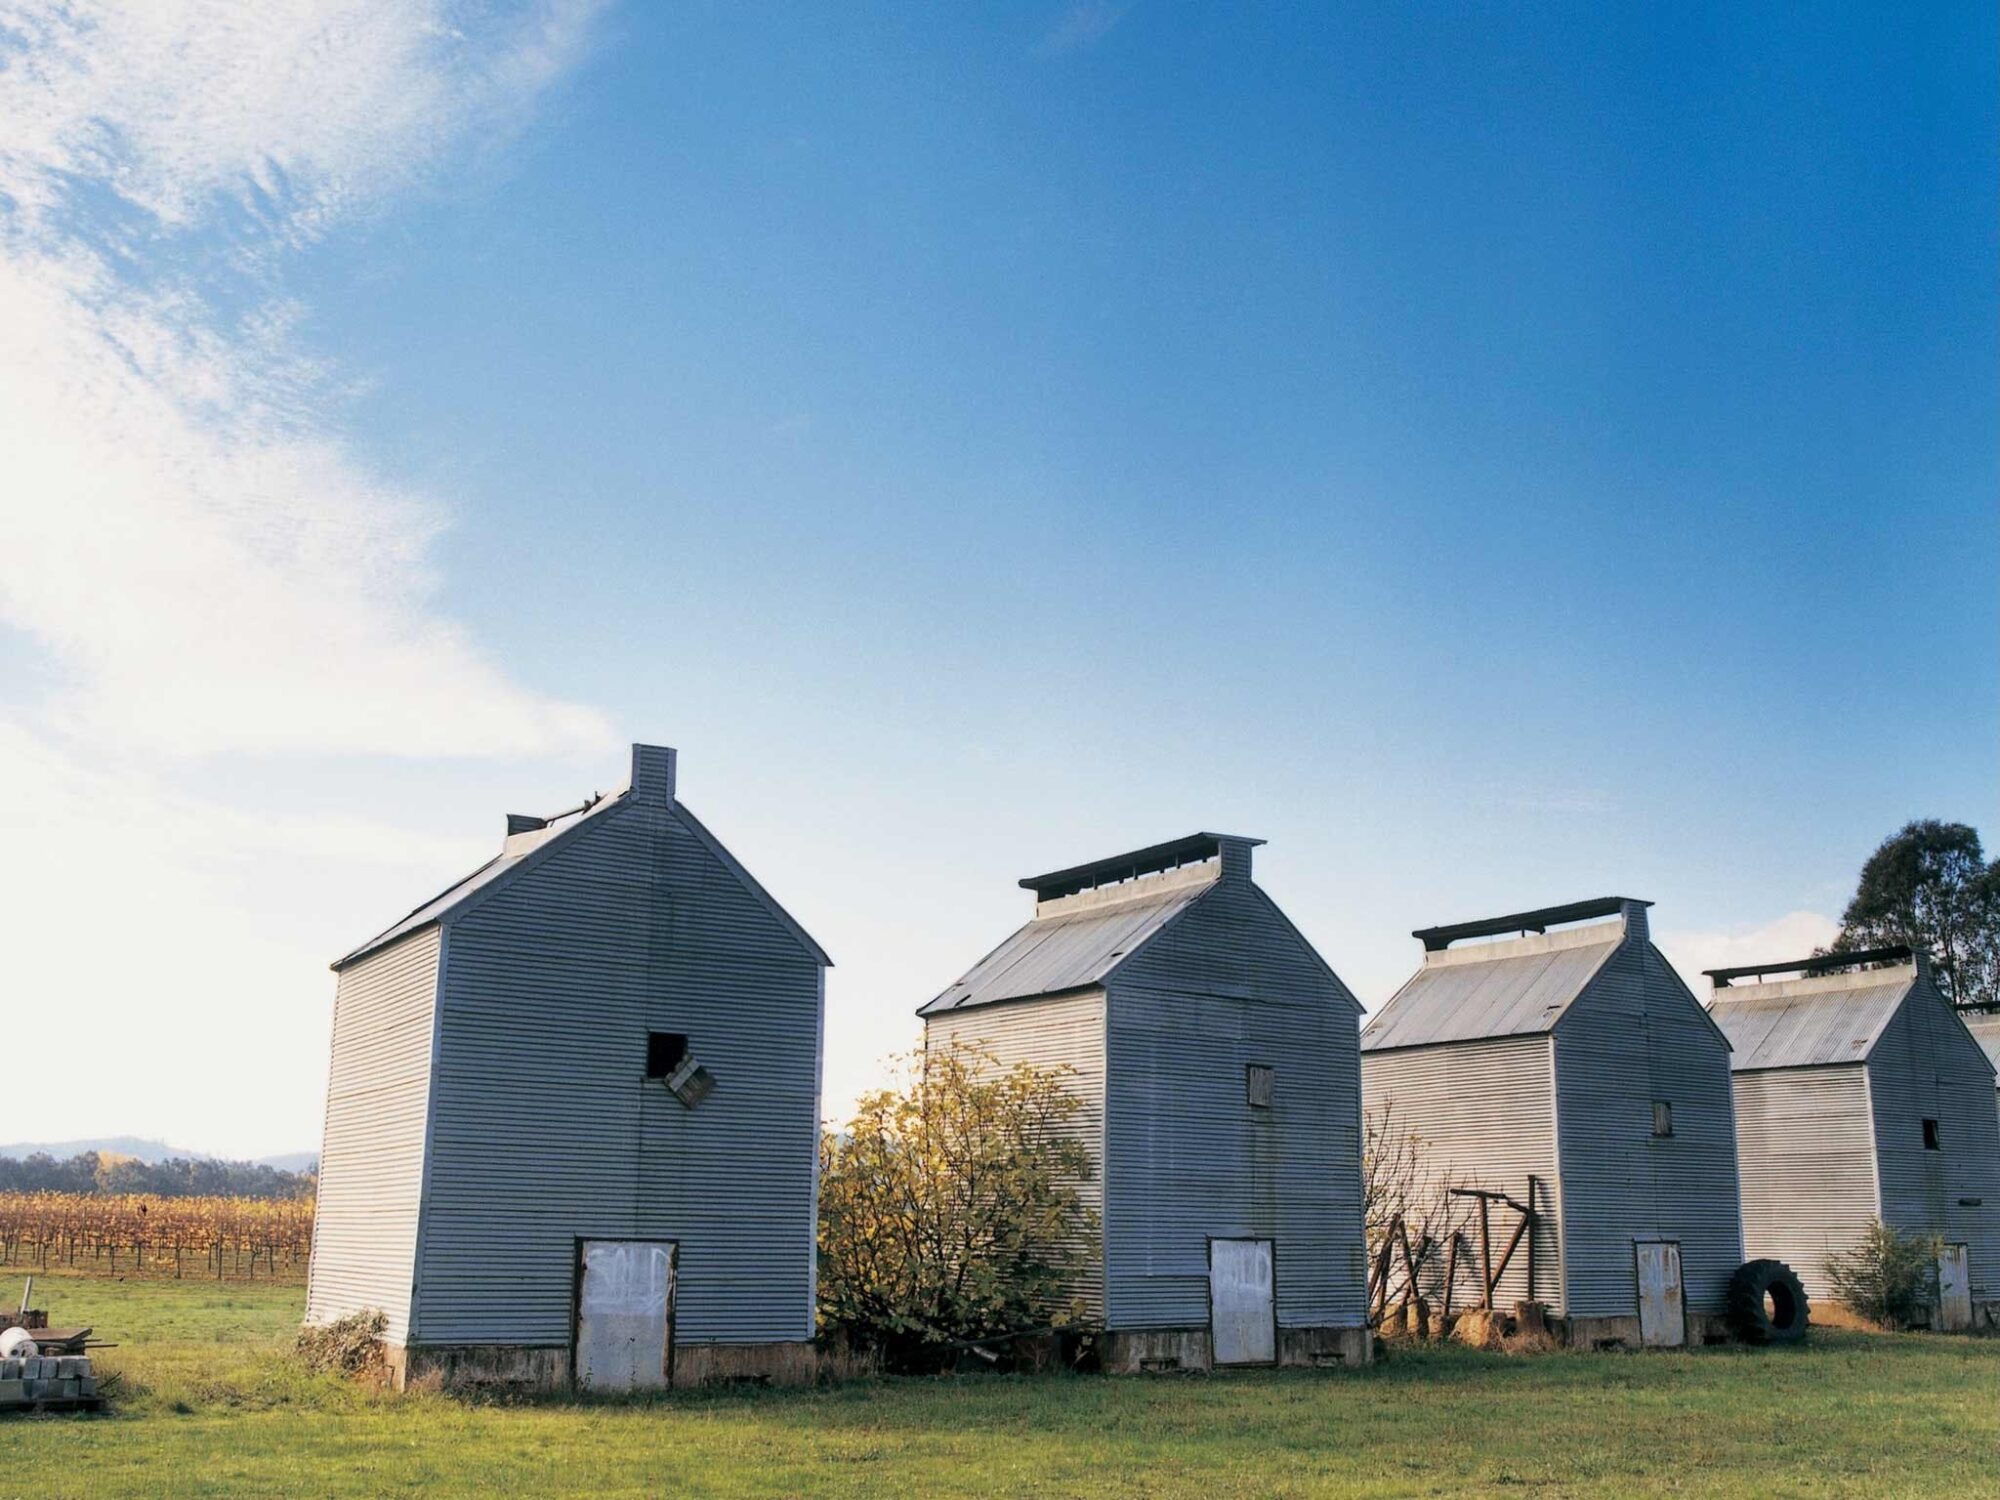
xmin=415 ymin=795 xmax=825 ymax=1349
xmin=1100 ymin=877 xmax=1368 ymax=1333
xmin=1112 ymin=880 xmax=1357 ymax=1012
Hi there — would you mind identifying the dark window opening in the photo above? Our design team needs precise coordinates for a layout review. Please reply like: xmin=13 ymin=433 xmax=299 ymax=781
xmin=1651 ymin=1101 xmax=1673 ymax=1138
xmin=1247 ymin=1064 xmax=1275 ymax=1110
xmin=647 ymin=1032 xmax=689 ymax=1079
xmin=1923 ymin=1118 xmax=1941 ymax=1151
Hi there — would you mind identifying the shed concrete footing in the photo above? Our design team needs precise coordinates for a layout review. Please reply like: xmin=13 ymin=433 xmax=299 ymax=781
xmin=1277 ymin=1325 xmax=1374 ymax=1367
xmin=387 ymin=1339 xmax=836 ymax=1393
xmin=1101 ymin=1325 xmax=1371 ymax=1374
xmin=1561 ymin=1312 xmax=1732 ymax=1350
xmin=391 ymin=1343 xmax=569 ymax=1393
xmin=671 ymin=1341 xmax=821 ymax=1388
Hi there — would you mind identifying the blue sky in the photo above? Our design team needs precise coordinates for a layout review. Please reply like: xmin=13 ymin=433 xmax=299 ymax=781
xmin=0 ymin=2 xmax=1992 ymax=1156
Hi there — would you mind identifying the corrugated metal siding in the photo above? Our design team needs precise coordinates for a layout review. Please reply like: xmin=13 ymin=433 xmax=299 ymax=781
xmin=1552 ymin=937 xmax=1744 ymax=1318
xmin=1359 ymin=929 xmax=1620 ymax=1052
xmin=1359 ymin=1035 xmax=1561 ymax=1312
xmin=924 ymin=992 xmax=1107 ymax=1317
xmin=1731 ymin=1065 xmax=1879 ymax=1301
xmin=306 ymin=927 xmax=439 ymax=1344
xmin=414 ymin=796 xmax=824 ymax=1348
xmin=1867 ymin=977 xmax=2000 ymax=1303
xmin=1102 ymin=878 xmax=1368 ymax=1332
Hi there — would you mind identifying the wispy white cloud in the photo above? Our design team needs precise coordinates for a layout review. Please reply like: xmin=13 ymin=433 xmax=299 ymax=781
xmin=1041 ymin=1 xmax=1135 ymax=55
xmin=0 ymin=1 xmax=612 ymax=757
xmin=1655 ymin=909 xmax=1842 ymax=1002
xmin=0 ymin=2 xmax=610 ymax=1154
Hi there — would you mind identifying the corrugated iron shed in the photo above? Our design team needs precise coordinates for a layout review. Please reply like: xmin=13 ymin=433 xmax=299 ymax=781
xmin=1360 ymin=898 xmax=1746 ymax=1333
xmin=1708 ymin=977 xmax=1913 ymax=1071
xmin=1358 ymin=927 xmax=1622 ymax=1052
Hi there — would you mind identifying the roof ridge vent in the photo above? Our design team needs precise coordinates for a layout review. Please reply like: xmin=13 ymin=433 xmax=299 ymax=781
xmin=1706 ymin=944 xmax=1916 ymax=989
xmin=1020 ymin=832 xmax=1265 ymax=904
xmin=1414 ymin=896 xmax=1648 ymax=953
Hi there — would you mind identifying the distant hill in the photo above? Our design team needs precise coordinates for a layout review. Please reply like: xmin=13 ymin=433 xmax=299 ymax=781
xmin=0 ymin=1135 xmax=199 ymax=1164
xmin=0 ymin=1136 xmax=315 ymax=1171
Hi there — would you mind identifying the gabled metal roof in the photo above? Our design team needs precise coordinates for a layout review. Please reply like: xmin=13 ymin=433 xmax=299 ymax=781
xmin=332 ymin=791 xmax=621 ymax=970
xmin=1359 ymin=925 xmax=1624 ymax=1053
xmin=331 ymin=748 xmax=832 ymax=972
xmin=1706 ymin=971 xmax=1915 ymax=1071
xmin=918 ymin=877 xmax=1214 ymax=1016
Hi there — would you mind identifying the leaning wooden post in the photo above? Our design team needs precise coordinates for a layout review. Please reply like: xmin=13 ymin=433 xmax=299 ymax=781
xmin=1479 ymin=1197 xmax=1492 ymax=1310
xmin=1370 ymin=1219 xmax=1397 ymax=1319
xmin=1397 ymin=1220 xmax=1422 ymax=1320
xmin=1488 ymin=1214 xmax=1530 ymax=1292
xmin=1440 ymin=1233 xmax=1459 ymax=1321
xmin=1525 ymin=1175 xmax=1538 ymax=1303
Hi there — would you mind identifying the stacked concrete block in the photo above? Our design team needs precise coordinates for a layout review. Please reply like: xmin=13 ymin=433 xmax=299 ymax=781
xmin=0 ymin=1353 xmax=98 ymax=1406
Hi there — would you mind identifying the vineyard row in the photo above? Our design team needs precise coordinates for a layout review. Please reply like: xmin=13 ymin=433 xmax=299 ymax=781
xmin=0 ymin=1192 xmax=315 ymax=1280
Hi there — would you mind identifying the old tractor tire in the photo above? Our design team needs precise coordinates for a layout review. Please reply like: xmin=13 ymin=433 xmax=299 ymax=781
xmin=1726 ymin=1259 xmax=1809 ymax=1345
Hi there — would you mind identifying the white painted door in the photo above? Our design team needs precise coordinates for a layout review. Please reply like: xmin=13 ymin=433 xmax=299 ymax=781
xmin=1210 ymin=1238 xmax=1276 ymax=1366
xmin=1938 ymin=1244 xmax=1972 ymax=1333
xmin=576 ymin=1240 xmax=675 ymax=1390
xmin=1635 ymin=1241 xmax=1686 ymax=1348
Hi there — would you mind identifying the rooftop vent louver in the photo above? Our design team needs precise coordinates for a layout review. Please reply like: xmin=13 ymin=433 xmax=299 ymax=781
xmin=1019 ymin=832 xmax=1265 ymax=902
xmin=1705 ymin=945 xmax=1915 ymax=988
xmin=1413 ymin=896 xmax=1647 ymax=952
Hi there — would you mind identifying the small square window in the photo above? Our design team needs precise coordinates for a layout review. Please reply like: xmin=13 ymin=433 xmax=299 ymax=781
xmin=646 ymin=1032 xmax=689 ymax=1079
xmin=1247 ymin=1065 xmax=1275 ymax=1109
xmin=1651 ymin=1101 xmax=1674 ymax=1138
xmin=1923 ymin=1118 xmax=1941 ymax=1151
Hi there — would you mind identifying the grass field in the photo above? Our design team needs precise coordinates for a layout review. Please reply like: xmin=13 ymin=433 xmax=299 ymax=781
xmin=4 ymin=1268 xmax=1996 ymax=1498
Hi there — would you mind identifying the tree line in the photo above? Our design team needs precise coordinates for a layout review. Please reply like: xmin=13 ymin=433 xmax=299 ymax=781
xmin=1832 ymin=819 xmax=2000 ymax=1009
xmin=0 ymin=1151 xmax=315 ymax=1201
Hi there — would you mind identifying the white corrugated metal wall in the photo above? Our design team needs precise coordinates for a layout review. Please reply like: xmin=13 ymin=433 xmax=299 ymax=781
xmin=924 ymin=990 xmax=1108 ymax=1317
xmin=1359 ymin=1034 xmax=1561 ymax=1312
xmin=1730 ymin=1065 xmax=1878 ymax=1301
xmin=306 ymin=927 xmax=440 ymax=1344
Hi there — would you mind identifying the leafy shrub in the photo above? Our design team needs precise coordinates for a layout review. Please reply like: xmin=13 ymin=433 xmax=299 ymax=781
xmin=295 ymin=1309 xmax=387 ymax=1376
xmin=818 ymin=1043 xmax=1098 ymax=1371
xmin=1823 ymin=1221 xmax=1940 ymax=1329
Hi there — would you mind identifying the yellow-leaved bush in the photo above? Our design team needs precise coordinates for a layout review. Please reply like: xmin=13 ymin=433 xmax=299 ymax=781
xmin=817 ymin=1043 xmax=1099 ymax=1369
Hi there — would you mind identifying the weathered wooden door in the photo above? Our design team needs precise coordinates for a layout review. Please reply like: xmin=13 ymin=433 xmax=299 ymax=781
xmin=1635 ymin=1241 xmax=1685 ymax=1348
xmin=1937 ymin=1244 xmax=1972 ymax=1333
xmin=1210 ymin=1238 xmax=1276 ymax=1366
xmin=576 ymin=1239 xmax=676 ymax=1390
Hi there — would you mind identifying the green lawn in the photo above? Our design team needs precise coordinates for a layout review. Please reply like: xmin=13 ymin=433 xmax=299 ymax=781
xmin=4 ymin=1267 xmax=1996 ymax=1498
